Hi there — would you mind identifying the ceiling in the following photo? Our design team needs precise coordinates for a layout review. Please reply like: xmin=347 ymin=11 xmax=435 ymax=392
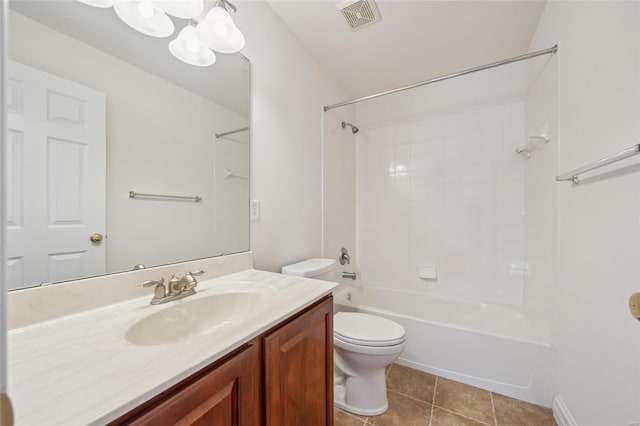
xmin=267 ymin=0 xmax=547 ymax=100
xmin=10 ymin=0 xmax=250 ymax=115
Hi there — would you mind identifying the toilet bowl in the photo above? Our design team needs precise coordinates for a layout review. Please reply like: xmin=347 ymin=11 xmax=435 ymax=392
xmin=280 ymin=258 xmax=406 ymax=416
xmin=333 ymin=312 xmax=405 ymax=416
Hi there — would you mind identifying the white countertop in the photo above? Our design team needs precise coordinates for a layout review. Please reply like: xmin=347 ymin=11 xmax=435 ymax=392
xmin=8 ymin=269 xmax=337 ymax=426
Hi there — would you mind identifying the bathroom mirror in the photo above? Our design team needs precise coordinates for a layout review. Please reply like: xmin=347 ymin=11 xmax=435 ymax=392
xmin=5 ymin=0 xmax=250 ymax=290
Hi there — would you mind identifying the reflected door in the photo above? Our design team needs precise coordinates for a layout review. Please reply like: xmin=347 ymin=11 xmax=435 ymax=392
xmin=6 ymin=61 xmax=106 ymax=289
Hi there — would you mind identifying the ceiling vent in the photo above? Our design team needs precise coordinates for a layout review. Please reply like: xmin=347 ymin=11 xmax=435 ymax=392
xmin=337 ymin=0 xmax=382 ymax=32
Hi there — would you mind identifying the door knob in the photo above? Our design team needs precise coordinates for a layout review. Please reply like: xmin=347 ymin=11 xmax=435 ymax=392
xmin=629 ymin=293 xmax=640 ymax=321
xmin=89 ymin=233 xmax=104 ymax=243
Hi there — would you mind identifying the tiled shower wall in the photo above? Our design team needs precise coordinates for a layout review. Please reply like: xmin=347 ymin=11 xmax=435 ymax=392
xmin=356 ymin=102 xmax=529 ymax=306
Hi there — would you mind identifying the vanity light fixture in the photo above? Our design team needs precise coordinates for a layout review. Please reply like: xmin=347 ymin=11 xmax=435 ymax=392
xmin=78 ymin=0 xmax=115 ymax=7
xmin=196 ymin=0 xmax=245 ymax=54
xmin=78 ymin=0 xmax=245 ymax=65
xmin=169 ymin=25 xmax=217 ymax=67
xmin=153 ymin=0 xmax=204 ymax=20
xmin=114 ymin=0 xmax=175 ymax=38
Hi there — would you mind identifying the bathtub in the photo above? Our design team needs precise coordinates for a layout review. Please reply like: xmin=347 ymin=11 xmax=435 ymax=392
xmin=334 ymin=286 xmax=552 ymax=407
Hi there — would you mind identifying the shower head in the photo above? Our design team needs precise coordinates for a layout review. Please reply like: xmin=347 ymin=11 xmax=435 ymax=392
xmin=342 ymin=121 xmax=359 ymax=134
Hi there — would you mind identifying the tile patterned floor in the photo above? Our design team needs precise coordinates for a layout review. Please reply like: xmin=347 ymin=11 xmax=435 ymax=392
xmin=335 ymin=364 xmax=556 ymax=426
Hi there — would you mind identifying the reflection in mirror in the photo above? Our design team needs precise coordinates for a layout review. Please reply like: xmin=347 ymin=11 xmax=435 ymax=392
xmin=5 ymin=0 xmax=250 ymax=290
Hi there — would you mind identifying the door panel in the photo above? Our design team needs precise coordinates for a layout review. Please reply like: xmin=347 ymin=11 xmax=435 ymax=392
xmin=5 ymin=61 xmax=106 ymax=289
xmin=264 ymin=297 xmax=333 ymax=426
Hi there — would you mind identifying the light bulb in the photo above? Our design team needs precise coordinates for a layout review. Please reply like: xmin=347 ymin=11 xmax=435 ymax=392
xmin=196 ymin=6 xmax=245 ymax=53
xmin=114 ymin=0 xmax=175 ymax=37
xmin=186 ymin=39 xmax=200 ymax=53
xmin=213 ymin=21 xmax=228 ymax=37
xmin=169 ymin=25 xmax=216 ymax=67
xmin=137 ymin=0 xmax=154 ymax=18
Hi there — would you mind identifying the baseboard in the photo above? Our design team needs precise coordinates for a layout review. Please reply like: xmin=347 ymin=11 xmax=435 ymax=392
xmin=553 ymin=395 xmax=577 ymax=426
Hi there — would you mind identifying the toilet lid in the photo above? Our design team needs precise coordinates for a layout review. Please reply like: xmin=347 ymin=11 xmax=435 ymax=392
xmin=334 ymin=312 xmax=406 ymax=347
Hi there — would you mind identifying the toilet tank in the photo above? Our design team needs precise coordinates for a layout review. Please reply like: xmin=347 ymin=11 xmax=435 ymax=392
xmin=281 ymin=258 xmax=337 ymax=281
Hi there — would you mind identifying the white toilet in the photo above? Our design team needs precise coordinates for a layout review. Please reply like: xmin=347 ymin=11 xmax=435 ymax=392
xmin=281 ymin=258 xmax=406 ymax=416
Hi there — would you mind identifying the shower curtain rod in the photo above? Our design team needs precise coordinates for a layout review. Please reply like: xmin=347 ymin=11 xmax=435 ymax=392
xmin=323 ymin=44 xmax=558 ymax=112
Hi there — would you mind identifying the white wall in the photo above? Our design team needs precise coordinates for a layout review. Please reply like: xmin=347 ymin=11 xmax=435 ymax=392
xmin=523 ymin=52 xmax=557 ymax=313
xmin=322 ymin=105 xmax=356 ymax=289
xmin=233 ymin=2 xmax=351 ymax=272
xmin=8 ymin=12 xmax=249 ymax=274
xmin=529 ymin=2 xmax=640 ymax=424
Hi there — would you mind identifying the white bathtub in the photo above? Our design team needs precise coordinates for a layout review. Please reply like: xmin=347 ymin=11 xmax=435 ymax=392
xmin=334 ymin=286 xmax=552 ymax=407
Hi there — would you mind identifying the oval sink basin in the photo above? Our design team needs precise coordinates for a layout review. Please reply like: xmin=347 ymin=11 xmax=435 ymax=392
xmin=125 ymin=292 xmax=267 ymax=346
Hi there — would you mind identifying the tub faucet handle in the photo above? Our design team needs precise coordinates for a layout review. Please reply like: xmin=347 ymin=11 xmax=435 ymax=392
xmin=339 ymin=247 xmax=351 ymax=265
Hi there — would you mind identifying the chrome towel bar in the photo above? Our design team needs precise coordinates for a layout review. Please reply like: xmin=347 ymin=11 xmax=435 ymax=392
xmin=129 ymin=191 xmax=202 ymax=202
xmin=556 ymin=144 xmax=640 ymax=184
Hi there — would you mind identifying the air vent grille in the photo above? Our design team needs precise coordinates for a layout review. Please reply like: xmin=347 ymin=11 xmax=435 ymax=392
xmin=337 ymin=0 xmax=381 ymax=31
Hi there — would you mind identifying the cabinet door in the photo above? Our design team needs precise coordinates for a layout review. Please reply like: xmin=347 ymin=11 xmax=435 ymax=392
xmin=126 ymin=344 xmax=260 ymax=426
xmin=264 ymin=297 xmax=333 ymax=426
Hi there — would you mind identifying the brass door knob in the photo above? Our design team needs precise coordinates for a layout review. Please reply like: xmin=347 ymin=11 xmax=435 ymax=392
xmin=629 ymin=293 xmax=640 ymax=321
xmin=89 ymin=233 xmax=104 ymax=243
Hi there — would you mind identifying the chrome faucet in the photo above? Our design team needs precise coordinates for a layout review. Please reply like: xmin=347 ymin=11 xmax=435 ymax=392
xmin=139 ymin=270 xmax=206 ymax=305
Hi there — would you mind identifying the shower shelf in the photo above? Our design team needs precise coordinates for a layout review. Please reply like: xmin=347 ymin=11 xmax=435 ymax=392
xmin=516 ymin=135 xmax=550 ymax=158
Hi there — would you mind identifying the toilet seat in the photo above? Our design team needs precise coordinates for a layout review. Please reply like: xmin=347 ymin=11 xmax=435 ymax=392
xmin=334 ymin=333 xmax=405 ymax=356
xmin=334 ymin=312 xmax=406 ymax=347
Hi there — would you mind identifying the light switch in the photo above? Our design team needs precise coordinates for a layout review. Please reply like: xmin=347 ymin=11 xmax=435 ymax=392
xmin=250 ymin=199 xmax=260 ymax=221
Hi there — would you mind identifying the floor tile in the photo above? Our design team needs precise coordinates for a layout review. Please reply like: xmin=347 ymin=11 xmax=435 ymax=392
xmin=386 ymin=364 xmax=436 ymax=403
xmin=335 ymin=407 xmax=366 ymax=426
xmin=433 ymin=378 xmax=494 ymax=425
xmin=430 ymin=407 xmax=492 ymax=426
xmin=492 ymin=393 xmax=556 ymax=426
xmin=367 ymin=390 xmax=431 ymax=426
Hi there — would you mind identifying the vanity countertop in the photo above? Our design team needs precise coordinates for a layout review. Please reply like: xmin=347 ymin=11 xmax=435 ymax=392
xmin=8 ymin=269 xmax=337 ymax=425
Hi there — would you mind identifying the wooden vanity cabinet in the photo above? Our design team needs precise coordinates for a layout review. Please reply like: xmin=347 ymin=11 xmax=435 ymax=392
xmin=120 ymin=341 xmax=261 ymax=426
xmin=112 ymin=296 xmax=333 ymax=426
xmin=264 ymin=297 xmax=334 ymax=426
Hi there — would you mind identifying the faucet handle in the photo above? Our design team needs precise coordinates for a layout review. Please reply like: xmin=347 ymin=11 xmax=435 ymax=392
xmin=138 ymin=277 xmax=165 ymax=288
xmin=181 ymin=270 xmax=206 ymax=291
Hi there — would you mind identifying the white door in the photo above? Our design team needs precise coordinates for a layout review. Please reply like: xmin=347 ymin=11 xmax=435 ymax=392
xmin=5 ymin=61 xmax=106 ymax=290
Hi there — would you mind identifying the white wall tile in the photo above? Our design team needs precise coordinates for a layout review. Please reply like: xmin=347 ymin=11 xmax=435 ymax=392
xmin=356 ymin=102 xmax=527 ymax=305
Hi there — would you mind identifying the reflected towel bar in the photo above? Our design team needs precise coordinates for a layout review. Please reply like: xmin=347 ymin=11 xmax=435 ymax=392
xmin=129 ymin=191 xmax=202 ymax=202
xmin=215 ymin=127 xmax=249 ymax=138
xmin=556 ymin=144 xmax=640 ymax=184
xmin=224 ymin=168 xmax=249 ymax=180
